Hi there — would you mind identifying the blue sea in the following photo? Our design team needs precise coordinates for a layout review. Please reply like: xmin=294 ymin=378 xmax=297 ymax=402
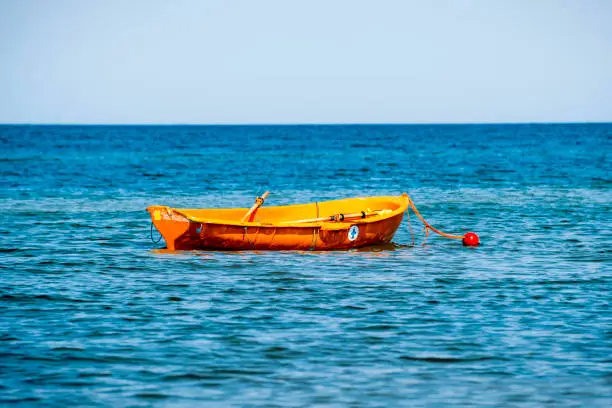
xmin=1 ymin=124 xmax=611 ymax=407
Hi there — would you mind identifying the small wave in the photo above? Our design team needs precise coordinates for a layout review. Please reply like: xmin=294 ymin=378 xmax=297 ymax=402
xmin=52 ymin=346 xmax=85 ymax=352
xmin=52 ymin=381 xmax=96 ymax=387
xmin=134 ymin=393 xmax=170 ymax=400
xmin=399 ymin=355 xmax=502 ymax=363
xmin=0 ymin=294 xmax=92 ymax=303
xmin=0 ymin=334 xmax=18 ymax=341
xmin=70 ymin=223 xmax=96 ymax=228
xmin=534 ymin=279 xmax=606 ymax=285
xmin=60 ymin=355 xmax=154 ymax=364
xmin=0 ymin=397 xmax=42 ymax=404
xmin=78 ymin=372 xmax=112 ymax=378
xmin=355 ymin=324 xmax=399 ymax=331
xmin=163 ymin=373 xmax=218 ymax=382
xmin=157 ymin=283 xmax=190 ymax=289
xmin=213 ymin=368 xmax=271 ymax=376
xmin=343 ymin=305 xmax=367 ymax=310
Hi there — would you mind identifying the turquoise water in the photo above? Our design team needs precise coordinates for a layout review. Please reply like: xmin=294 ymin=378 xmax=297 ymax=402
xmin=1 ymin=124 xmax=611 ymax=406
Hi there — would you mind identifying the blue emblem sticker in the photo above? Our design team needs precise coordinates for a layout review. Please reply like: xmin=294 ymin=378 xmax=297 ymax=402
xmin=348 ymin=225 xmax=359 ymax=241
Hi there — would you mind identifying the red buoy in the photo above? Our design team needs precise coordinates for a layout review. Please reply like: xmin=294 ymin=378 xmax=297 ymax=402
xmin=462 ymin=232 xmax=480 ymax=246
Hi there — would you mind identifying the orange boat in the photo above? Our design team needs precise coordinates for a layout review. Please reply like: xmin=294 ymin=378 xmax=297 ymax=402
xmin=147 ymin=193 xmax=409 ymax=251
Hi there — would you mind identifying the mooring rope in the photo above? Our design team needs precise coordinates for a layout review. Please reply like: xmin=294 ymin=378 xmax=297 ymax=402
xmin=406 ymin=206 xmax=415 ymax=246
xmin=150 ymin=222 xmax=162 ymax=244
xmin=243 ymin=226 xmax=256 ymax=249
xmin=405 ymin=194 xmax=471 ymax=246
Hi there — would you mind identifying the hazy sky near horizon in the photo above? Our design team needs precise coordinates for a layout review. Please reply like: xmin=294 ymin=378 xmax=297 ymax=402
xmin=1 ymin=0 xmax=611 ymax=124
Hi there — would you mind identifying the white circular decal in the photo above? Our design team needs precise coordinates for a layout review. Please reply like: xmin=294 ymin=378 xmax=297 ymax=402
xmin=348 ymin=225 xmax=359 ymax=241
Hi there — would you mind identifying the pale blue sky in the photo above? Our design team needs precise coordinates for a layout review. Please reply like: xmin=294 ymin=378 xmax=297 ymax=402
xmin=1 ymin=0 xmax=611 ymax=124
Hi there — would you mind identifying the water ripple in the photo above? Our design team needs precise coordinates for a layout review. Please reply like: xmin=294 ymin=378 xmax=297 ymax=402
xmin=1 ymin=124 xmax=611 ymax=406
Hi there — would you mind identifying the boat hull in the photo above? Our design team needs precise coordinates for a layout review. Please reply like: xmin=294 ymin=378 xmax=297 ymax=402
xmin=147 ymin=195 xmax=408 ymax=251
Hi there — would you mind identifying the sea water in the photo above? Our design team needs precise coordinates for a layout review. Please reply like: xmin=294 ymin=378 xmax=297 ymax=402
xmin=1 ymin=124 xmax=610 ymax=406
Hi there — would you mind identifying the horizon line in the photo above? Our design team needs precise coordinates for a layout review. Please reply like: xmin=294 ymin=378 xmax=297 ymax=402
xmin=1 ymin=121 xmax=611 ymax=127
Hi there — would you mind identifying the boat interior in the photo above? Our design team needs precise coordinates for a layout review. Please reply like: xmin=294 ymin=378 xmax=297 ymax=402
xmin=174 ymin=195 xmax=406 ymax=225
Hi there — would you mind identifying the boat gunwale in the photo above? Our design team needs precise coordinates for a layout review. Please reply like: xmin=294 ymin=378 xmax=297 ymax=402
xmin=148 ymin=194 xmax=409 ymax=229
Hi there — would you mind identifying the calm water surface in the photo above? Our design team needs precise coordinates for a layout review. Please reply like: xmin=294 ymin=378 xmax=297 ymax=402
xmin=1 ymin=124 xmax=611 ymax=406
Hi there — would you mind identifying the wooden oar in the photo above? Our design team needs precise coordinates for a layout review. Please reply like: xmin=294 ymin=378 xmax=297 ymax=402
xmin=281 ymin=209 xmax=388 ymax=225
xmin=241 ymin=191 xmax=270 ymax=223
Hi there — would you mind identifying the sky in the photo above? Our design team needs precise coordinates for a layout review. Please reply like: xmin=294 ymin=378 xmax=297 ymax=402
xmin=0 ymin=0 xmax=611 ymax=124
